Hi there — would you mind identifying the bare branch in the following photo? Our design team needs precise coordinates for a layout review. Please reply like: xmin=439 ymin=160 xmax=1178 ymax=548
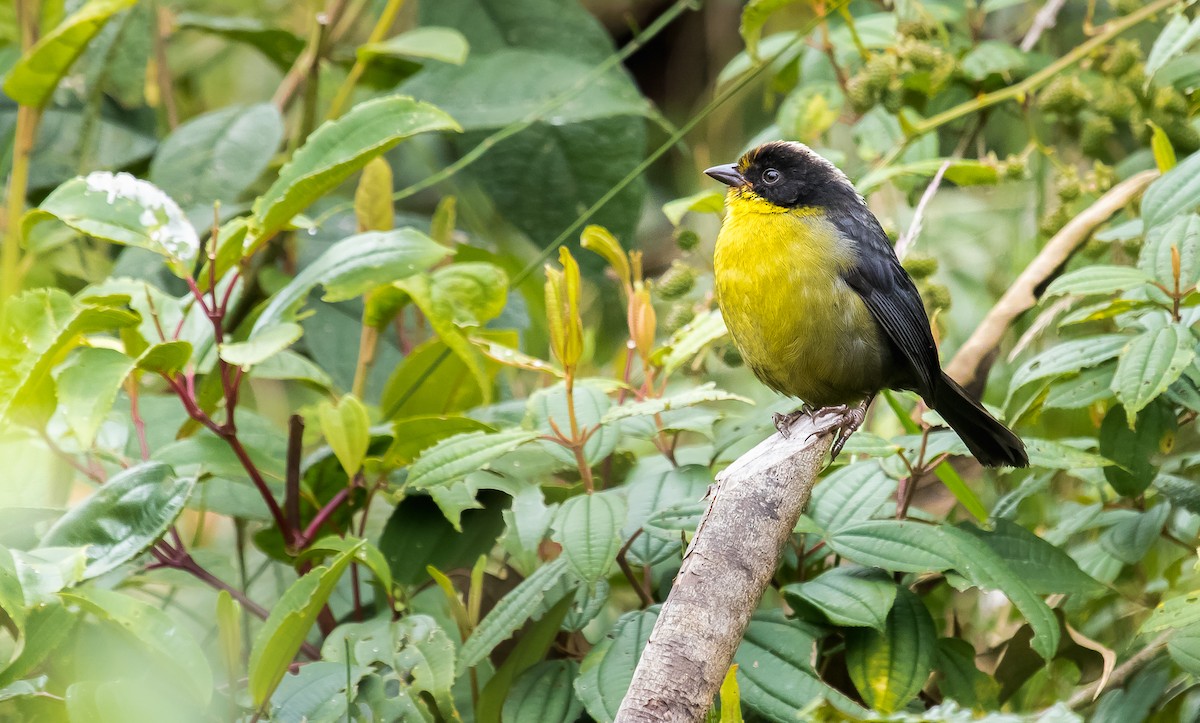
xmin=1020 ymin=0 xmax=1069 ymax=52
xmin=895 ymin=160 xmax=951 ymax=261
xmin=615 ymin=412 xmax=835 ymax=722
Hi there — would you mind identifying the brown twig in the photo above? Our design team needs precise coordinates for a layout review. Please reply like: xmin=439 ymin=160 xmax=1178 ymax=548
xmin=616 ymin=529 xmax=653 ymax=608
xmin=1020 ymin=0 xmax=1069 ymax=51
xmin=272 ymin=0 xmax=350 ymax=111
xmin=285 ymin=415 xmax=304 ymax=534
xmin=944 ymin=170 xmax=1158 ymax=389
xmin=152 ymin=3 xmax=179 ymax=128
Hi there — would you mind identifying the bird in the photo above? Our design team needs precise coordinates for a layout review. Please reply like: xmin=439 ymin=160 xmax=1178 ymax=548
xmin=705 ymin=140 xmax=1027 ymax=468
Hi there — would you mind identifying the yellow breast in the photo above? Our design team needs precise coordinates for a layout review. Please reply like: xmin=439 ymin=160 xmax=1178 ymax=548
xmin=713 ymin=192 xmax=886 ymax=406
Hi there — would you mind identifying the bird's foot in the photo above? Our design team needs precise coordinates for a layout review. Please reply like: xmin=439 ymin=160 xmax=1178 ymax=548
xmin=808 ymin=401 xmax=870 ymax=462
xmin=773 ymin=403 xmax=820 ymax=438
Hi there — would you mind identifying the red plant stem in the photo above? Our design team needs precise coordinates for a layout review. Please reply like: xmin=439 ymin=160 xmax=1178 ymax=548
xmin=299 ymin=486 xmax=352 ymax=546
xmin=285 ymin=415 xmax=304 ymax=533
xmin=226 ymin=432 xmax=294 ymax=544
xmin=128 ymin=379 xmax=151 ymax=460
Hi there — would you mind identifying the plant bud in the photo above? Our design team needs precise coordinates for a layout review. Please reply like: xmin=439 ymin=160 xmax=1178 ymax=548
xmin=663 ymin=303 xmax=695 ymax=334
xmin=1081 ymin=116 xmax=1116 ymax=157
xmin=1038 ymin=76 xmax=1089 ymax=115
xmin=627 ymin=287 xmax=657 ymax=361
xmin=656 ymin=261 xmax=697 ymax=300
xmin=721 ymin=344 xmax=743 ymax=367
xmin=902 ymin=253 xmax=939 ymax=279
xmin=675 ymin=229 xmax=700 ymax=251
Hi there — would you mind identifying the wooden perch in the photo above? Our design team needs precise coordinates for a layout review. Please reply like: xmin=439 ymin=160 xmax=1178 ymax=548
xmin=614 ymin=412 xmax=835 ymax=722
xmin=945 ymin=169 xmax=1159 ymax=389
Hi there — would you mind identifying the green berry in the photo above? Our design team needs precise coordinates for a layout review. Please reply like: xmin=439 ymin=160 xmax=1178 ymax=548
xmin=1163 ymin=118 xmax=1200 ymax=154
xmin=865 ymin=54 xmax=898 ymax=92
xmin=902 ymin=253 xmax=939 ymax=280
xmin=656 ymin=262 xmax=697 ymax=300
xmin=675 ymin=229 xmax=700 ymax=251
xmin=664 ymin=304 xmax=695 ymax=334
xmin=1002 ymin=154 xmax=1027 ymax=179
xmin=905 ymin=41 xmax=943 ymax=70
xmin=882 ymin=79 xmax=904 ymax=113
xmin=924 ymin=283 xmax=952 ymax=312
xmin=1154 ymin=87 xmax=1188 ymax=116
xmin=1101 ymin=39 xmax=1141 ymax=76
xmin=1038 ymin=75 xmax=1089 ymax=115
xmin=897 ymin=19 xmax=937 ymax=40
xmin=1039 ymin=205 xmax=1071 ymax=237
xmin=1081 ymin=115 xmax=1115 ymax=157
xmin=846 ymin=73 xmax=877 ymax=113
xmin=721 ymin=345 xmax=743 ymax=368
xmin=1094 ymin=82 xmax=1136 ymax=121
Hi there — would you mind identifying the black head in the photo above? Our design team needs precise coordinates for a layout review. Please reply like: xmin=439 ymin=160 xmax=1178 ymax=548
xmin=705 ymin=141 xmax=857 ymax=209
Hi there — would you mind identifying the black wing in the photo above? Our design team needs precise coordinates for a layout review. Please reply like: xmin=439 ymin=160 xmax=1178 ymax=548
xmin=833 ymin=207 xmax=941 ymax=401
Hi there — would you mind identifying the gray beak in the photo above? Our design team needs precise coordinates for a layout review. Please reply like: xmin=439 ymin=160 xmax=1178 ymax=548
xmin=704 ymin=163 xmax=745 ymax=187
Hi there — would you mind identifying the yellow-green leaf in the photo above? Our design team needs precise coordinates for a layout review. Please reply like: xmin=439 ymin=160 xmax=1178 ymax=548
xmin=317 ymin=394 xmax=371 ymax=477
xmin=354 ymin=157 xmax=394 ymax=232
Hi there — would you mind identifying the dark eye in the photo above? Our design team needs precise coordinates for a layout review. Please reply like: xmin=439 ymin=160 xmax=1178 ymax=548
xmin=762 ymin=169 xmax=781 ymax=185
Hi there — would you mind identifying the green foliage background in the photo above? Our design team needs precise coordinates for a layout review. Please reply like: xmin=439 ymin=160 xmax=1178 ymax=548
xmin=1 ymin=0 xmax=1200 ymax=720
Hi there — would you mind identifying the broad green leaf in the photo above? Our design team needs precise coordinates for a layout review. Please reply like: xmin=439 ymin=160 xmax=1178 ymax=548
xmin=1023 ymin=438 xmax=1112 ymax=469
xmin=528 ymin=381 xmax=617 ymax=467
xmin=662 ymin=190 xmax=725 ymax=226
xmin=136 ymin=340 xmax=192 ymax=376
xmin=1112 ymin=326 xmax=1195 ymax=424
xmin=424 ymin=262 xmax=510 ymax=327
xmin=0 ymin=549 xmax=26 ymax=634
xmin=317 ymin=394 xmax=370 ymax=477
xmin=960 ymin=40 xmax=1027 ymax=80
xmin=1142 ymin=591 xmax=1200 ymax=633
xmin=53 ymin=347 xmax=135 ymax=447
xmin=0 ymin=602 xmax=76 ymax=688
xmin=457 ymin=557 xmax=570 ymax=674
xmin=477 ymin=595 xmax=574 ymax=723
xmin=1150 ymin=121 xmax=1178 ymax=173
xmin=719 ymin=664 xmax=742 ymax=723
xmin=8 ymin=548 xmax=88 ymax=605
xmin=40 ymin=461 xmax=195 ymax=579
xmin=216 ymin=591 xmax=243 ymax=682
xmin=575 ymin=608 xmax=658 ymax=722
xmin=957 ymin=519 xmax=1102 ymax=595
xmin=252 ymin=228 xmax=451 ymax=334
xmin=61 ymin=587 xmax=212 ymax=704
xmin=148 ymin=103 xmax=284 ymax=213
xmin=247 ymin=540 xmax=363 ymax=706
xmin=1008 ymin=335 xmax=1129 ymax=396
xmin=1145 ymin=14 xmax=1200 ymax=80
xmin=653 ymin=309 xmax=728 ymax=375
xmin=331 ymin=615 xmax=458 ymax=719
xmin=502 ymin=660 xmax=582 ymax=723
xmin=552 ymin=491 xmax=627 ymax=583
xmin=381 ymin=491 xmax=506 ymax=585
xmin=174 ymin=13 xmax=304 ymax=69
xmin=739 ymin=0 xmax=802 ymax=60
xmin=299 ymin=535 xmax=393 ymax=595
xmin=354 ymin=157 xmax=394 ymax=232
xmin=623 ymin=461 xmax=711 ymax=566
xmin=1102 ymin=401 xmax=1168 ymax=498
xmin=845 ymin=589 xmax=935 ymax=714
xmin=380 ymin=338 xmax=485 ymax=419
xmin=406 ymin=429 xmax=538 ymax=492
xmin=1140 ymin=213 xmax=1200 ymax=289
xmin=935 ymin=638 xmax=999 ymax=711
xmin=384 ymin=415 xmax=492 ymax=467
xmin=931 ymin=460 xmax=987 ymax=523
xmin=1155 ymin=472 xmax=1200 ymax=514
xmin=250 ymin=349 xmax=334 ymax=389
xmin=734 ymin=612 xmax=863 ymax=719
xmin=268 ymin=661 xmax=371 ymax=723
xmin=251 ymin=95 xmax=460 ymax=238
xmin=1044 ymin=365 xmax=1116 ymax=409
xmin=1143 ymin=148 xmax=1200 ymax=229
xmin=1168 ymin=623 xmax=1200 ymax=675
xmin=1100 ymin=504 xmax=1170 ymax=564
xmin=0 ymin=677 xmax=49 ymax=704
xmin=807 ymin=461 xmax=897 ymax=533
xmin=782 ymin=567 xmax=897 ymax=630
xmin=2 ymin=0 xmax=137 ymax=107
xmin=219 ymin=322 xmax=302 ymax=367
xmin=602 ymin=383 xmax=751 ymax=423
xmin=358 ymin=27 xmax=470 ymax=65
xmin=1042 ymin=266 xmax=1154 ymax=298
xmin=826 ymin=520 xmax=958 ymax=572
xmin=28 ymin=172 xmax=200 ymax=277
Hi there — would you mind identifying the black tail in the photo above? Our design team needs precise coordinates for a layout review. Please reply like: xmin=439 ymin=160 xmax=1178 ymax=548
xmin=930 ymin=372 xmax=1028 ymax=468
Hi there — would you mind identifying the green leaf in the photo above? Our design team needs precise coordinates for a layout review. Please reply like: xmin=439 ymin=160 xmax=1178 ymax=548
xmin=934 ymin=638 xmax=999 ymax=711
xmin=1155 ymin=472 xmax=1200 ymax=514
xmin=1168 ymin=623 xmax=1200 ymax=675
xmin=1023 ymin=438 xmax=1113 ymax=469
xmin=359 ymin=27 xmax=470 ymax=65
xmin=845 ymin=589 xmax=936 ymax=715
xmin=477 ymin=595 xmax=574 ymax=723
xmin=61 ymin=587 xmax=213 ymax=704
xmin=1008 ymin=334 xmax=1129 ymax=396
xmin=247 ymin=540 xmax=363 ymax=706
xmin=216 ymin=590 xmax=243 ymax=683
xmin=1140 ymin=213 xmax=1200 ymax=289
xmin=407 ymin=429 xmax=538 ymax=493
xmin=251 ymin=95 xmax=460 ymax=239
xmin=174 ymin=13 xmax=304 ymax=69
xmin=826 ymin=520 xmax=958 ymax=572
xmin=957 ymin=519 xmax=1102 ymax=595
xmin=299 ymin=535 xmax=393 ymax=595
xmin=53 ymin=347 xmax=135 ymax=447
xmin=28 ymin=172 xmax=200 ymax=277
xmin=739 ymin=0 xmax=802 ymax=60
xmin=148 ymin=103 xmax=284 ymax=213
xmin=807 ymin=461 xmax=897 ymax=533
xmin=662 ymin=190 xmax=725 ymax=226
xmin=1141 ymin=590 xmax=1200 ymax=633
xmin=219 ymin=322 xmax=303 ymax=367
xmin=1100 ymin=402 xmax=1171 ymax=497
xmin=552 ymin=492 xmax=627 ymax=583
xmin=1150 ymin=121 xmax=1178 ymax=173
xmin=782 ymin=567 xmax=897 ymax=630
xmin=932 ymin=460 xmax=988 ymax=523
xmin=1143 ymin=148 xmax=1200 ymax=229
xmin=250 ymin=349 xmax=334 ymax=389
xmin=136 ymin=340 xmax=192 ymax=376
xmin=857 ymin=158 xmax=1000 ymax=195
xmin=734 ymin=612 xmax=862 ymax=719
xmin=1100 ymin=504 xmax=1170 ymax=564
xmin=317 ymin=394 xmax=370 ymax=477
xmin=960 ymin=40 xmax=1028 ymax=80
xmin=1112 ymin=326 xmax=1195 ymax=424
xmin=528 ymin=381 xmax=617 ymax=467
xmin=252 ymin=228 xmax=451 ymax=334
xmin=623 ymin=461 xmax=711 ymax=566
xmin=1145 ymin=14 xmax=1200 ymax=80
xmin=424 ymin=262 xmax=510 ymax=327
xmin=575 ymin=608 xmax=658 ymax=722
xmin=0 ymin=602 xmax=76 ymax=689
xmin=354 ymin=157 xmax=394 ymax=233
xmin=719 ymin=664 xmax=742 ymax=723
xmin=1042 ymin=266 xmax=1154 ymax=298
xmin=385 ymin=415 xmax=492 ymax=467
xmin=268 ymin=661 xmax=371 ymax=723
xmin=1044 ymin=365 xmax=1116 ymax=409
xmin=502 ymin=660 xmax=582 ymax=723
xmin=40 ymin=461 xmax=195 ymax=579
xmin=457 ymin=557 xmax=570 ymax=675
xmin=2 ymin=0 xmax=137 ymax=107
xmin=653 ymin=309 xmax=728 ymax=375
xmin=602 ymin=383 xmax=751 ymax=423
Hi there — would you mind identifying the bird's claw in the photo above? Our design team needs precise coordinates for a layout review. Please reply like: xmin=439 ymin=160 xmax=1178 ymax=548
xmin=810 ymin=403 xmax=868 ymax=461
xmin=773 ymin=404 xmax=819 ymax=438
